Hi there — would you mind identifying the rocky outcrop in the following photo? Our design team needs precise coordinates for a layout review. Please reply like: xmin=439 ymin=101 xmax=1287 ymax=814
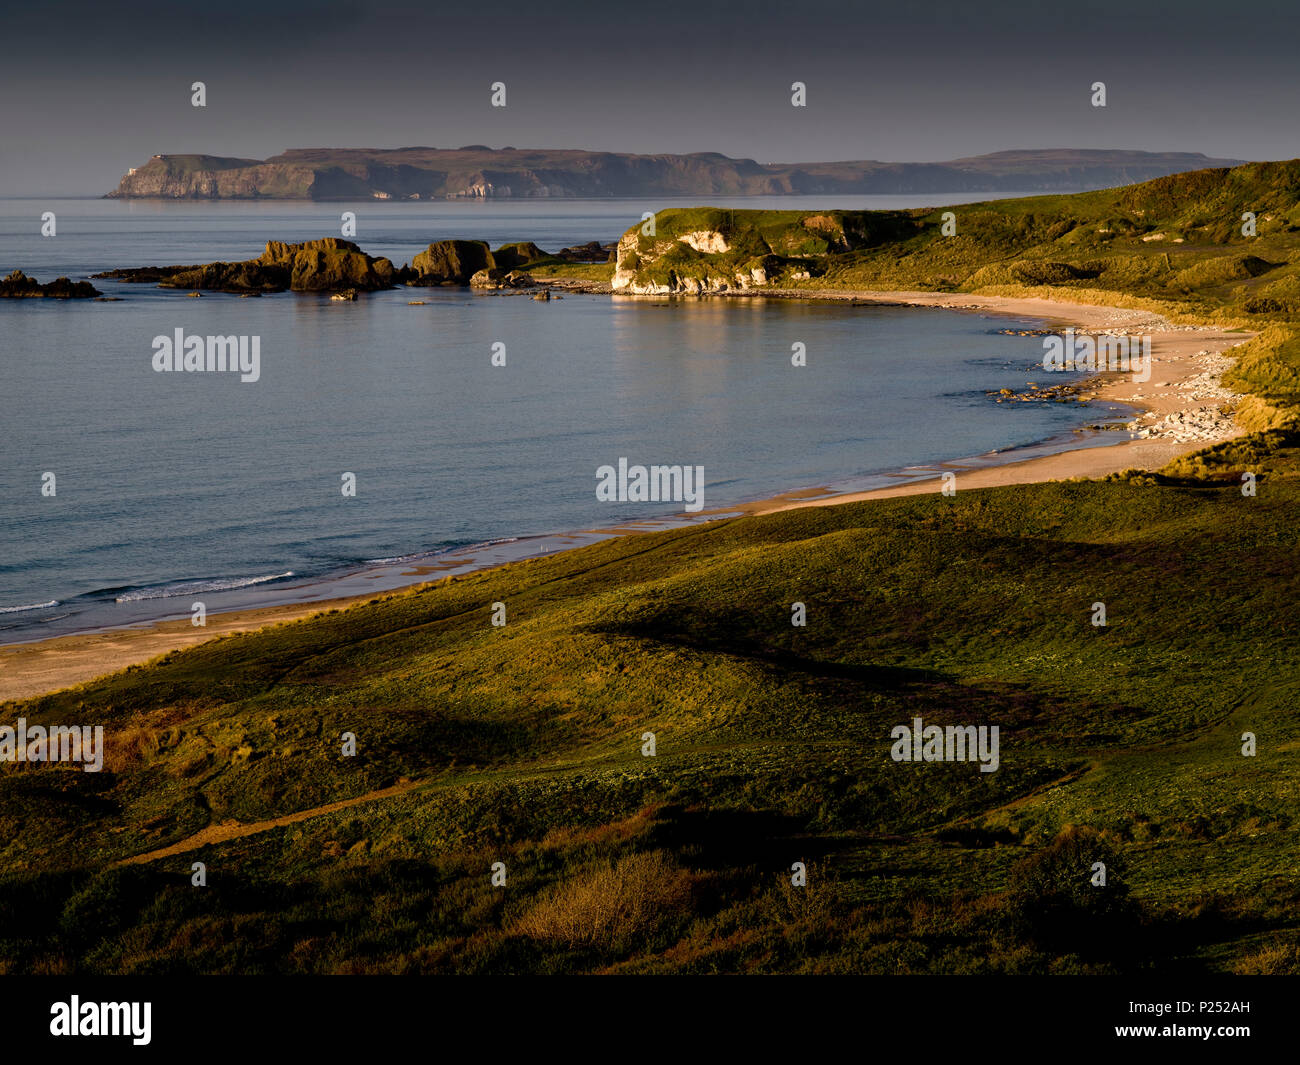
xmin=676 ymin=231 xmax=731 ymax=254
xmin=92 ymin=265 xmax=197 ymax=284
xmin=95 ymin=239 xmax=395 ymax=294
xmin=154 ymin=261 xmax=286 ymax=292
xmin=609 ymin=209 xmax=899 ymax=294
xmin=257 ymin=238 xmax=395 ymax=291
xmin=0 ymin=270 xmax=101 ymax=298
xmin=555 ymin=241 xmax=616 ymax=263
xmin=491 ymin=242 xmax=545 ymax=269
xmin=409 ymin=240 xmax=495 ymax=285
xmin=90 ymin=235 xmax=604 ymax=292
xmin=469 ymin=268 xmax=535 ymax=289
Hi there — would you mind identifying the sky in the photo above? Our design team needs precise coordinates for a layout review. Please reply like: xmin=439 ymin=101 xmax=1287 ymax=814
xmin=2 ymin=0 xmax=1297 ymax=195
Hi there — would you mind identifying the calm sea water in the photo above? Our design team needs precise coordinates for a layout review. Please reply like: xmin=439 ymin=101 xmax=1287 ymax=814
xmin=0 ymin=196 xmax=1127 ymax=641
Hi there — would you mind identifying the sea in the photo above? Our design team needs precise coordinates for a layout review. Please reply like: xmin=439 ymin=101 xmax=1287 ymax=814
xmin=0 ymin=193 xmax=1134 ymax=642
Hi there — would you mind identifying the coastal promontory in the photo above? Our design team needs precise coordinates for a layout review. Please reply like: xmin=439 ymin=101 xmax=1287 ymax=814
xmin=106 ymin=147 xmax=1246 ymax=201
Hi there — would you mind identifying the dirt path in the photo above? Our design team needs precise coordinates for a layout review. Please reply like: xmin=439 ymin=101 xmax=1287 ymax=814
xmin=116 ymin=776 xmax=428 ymax=866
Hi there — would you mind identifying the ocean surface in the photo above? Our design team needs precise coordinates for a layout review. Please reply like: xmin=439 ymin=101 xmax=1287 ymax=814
xmin=0 ymin=195 xmax=1132 ymax=642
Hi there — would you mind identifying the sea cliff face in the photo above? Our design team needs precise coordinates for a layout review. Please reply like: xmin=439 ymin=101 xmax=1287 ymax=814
xmin=106 ymin=148 xmax=1246 ymax=201
xmin=109 ymin=156 xmax=319 ymax=198
xmin=610 ymin=209 xmax=910 ymax=294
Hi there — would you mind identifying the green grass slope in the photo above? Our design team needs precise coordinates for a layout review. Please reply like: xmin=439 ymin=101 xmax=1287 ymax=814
xmin=4 ymin=454 xmax=1299 ymax=973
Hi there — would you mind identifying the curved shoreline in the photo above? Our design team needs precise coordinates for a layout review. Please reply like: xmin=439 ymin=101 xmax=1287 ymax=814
xmin=0 ymin=290 xmax=1252 ymax=703
xmin=731 ymin=290 xmax=1252 ymax=510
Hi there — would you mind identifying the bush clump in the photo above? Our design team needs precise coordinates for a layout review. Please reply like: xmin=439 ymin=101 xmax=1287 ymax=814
xmin=514 ymin=850 xmax=694 ymax=949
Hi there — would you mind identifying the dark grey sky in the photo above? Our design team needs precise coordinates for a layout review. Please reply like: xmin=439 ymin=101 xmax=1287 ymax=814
xmin=3 ymin=0 xmax=1297 ymax=195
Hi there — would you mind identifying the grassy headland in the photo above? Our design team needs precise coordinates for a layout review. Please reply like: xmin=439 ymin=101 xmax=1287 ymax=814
xmin=611 ymin=161 xmax=1296 ymax=417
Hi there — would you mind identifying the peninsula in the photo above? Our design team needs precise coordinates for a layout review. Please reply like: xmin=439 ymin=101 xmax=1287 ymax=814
xmin=106 ymin=147 xmax=1245 ymax=201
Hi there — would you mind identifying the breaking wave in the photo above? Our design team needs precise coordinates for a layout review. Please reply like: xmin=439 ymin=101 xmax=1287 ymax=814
xmin=114 ymin=572 xmax=295 ymax=603
xmin=0 ymin=600 xmax=58 ymax=614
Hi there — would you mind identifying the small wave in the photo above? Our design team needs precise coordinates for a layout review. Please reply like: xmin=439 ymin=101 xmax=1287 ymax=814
xmin=115 ymin=571 xmax=294 ymax=603
xmin=364 ymin=548 xmax=458 ymax=565
xmin=0 ymin=599 xmax=58 ymax=614
xmin=365 ymin=537 xmax=518 ymax=566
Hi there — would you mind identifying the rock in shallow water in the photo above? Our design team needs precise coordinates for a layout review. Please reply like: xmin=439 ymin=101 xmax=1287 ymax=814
xmin=92 ymin=239 xmax=395 ymax=294
xmin=0 ymin=269 xmax=101 ymax=298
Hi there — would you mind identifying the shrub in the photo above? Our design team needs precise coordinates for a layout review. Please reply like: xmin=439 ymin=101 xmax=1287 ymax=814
xmin=1010 ymin=261 xmax=1101 ymax=285
xmin=58 ymin=868 xmax=151 ymax=947
xmin=1003 ymin=825 xmax=1140 ymax=955
xmin=1159 ymin=429 xmax=1297 ymax=480
xmin=514 ymin=850 xmax=693 ymax=949
xmin=1231 ymin=938 xmax=1300 ymax=975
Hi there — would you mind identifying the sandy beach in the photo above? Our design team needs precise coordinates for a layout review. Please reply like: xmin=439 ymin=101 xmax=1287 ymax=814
xmin=0 ymin=290 xmax=1252 ymax=704
xmin=743 ymin=291 xmax=1251 ymax=511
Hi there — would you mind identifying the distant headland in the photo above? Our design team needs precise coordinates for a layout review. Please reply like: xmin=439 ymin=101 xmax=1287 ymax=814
xmin=105 ymin=147 xmax=1246 ymax=201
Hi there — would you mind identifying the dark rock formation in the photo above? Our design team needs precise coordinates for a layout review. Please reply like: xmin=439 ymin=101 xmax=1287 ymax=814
xmin=0 ymin=270 xmax=101 ymax=298
xmin=259 ymin=238 xmax=395 ymax=291
xmin=492 ymin=242 xmax=546 ymax=269
xmin=159 ymin=261 xmax=286 ymax=292
xmin=469 ymin=268 xmax=536 ymax=289
xmin=409 ymin=240 xmax=495 ymax=285
xmin=88 ymin=235 xmax=608 ymax=293
xmin=556 ymin=241 xmax=616 ymax=263
xmin=93 ymin=239 xmax=395 ymax=294
xmin=92 ymin=265 xmax=197 ymax=283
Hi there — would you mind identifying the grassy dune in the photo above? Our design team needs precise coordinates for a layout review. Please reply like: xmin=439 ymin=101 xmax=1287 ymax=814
xmin=4 ymin=163 xmax=1300 ymax=974
xmin=4 ymin=465 xmax=1299 ymax=973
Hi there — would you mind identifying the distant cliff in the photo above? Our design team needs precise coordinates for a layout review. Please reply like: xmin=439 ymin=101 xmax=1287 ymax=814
xmin=106 ymin=147 xmax=1246 ymax=201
